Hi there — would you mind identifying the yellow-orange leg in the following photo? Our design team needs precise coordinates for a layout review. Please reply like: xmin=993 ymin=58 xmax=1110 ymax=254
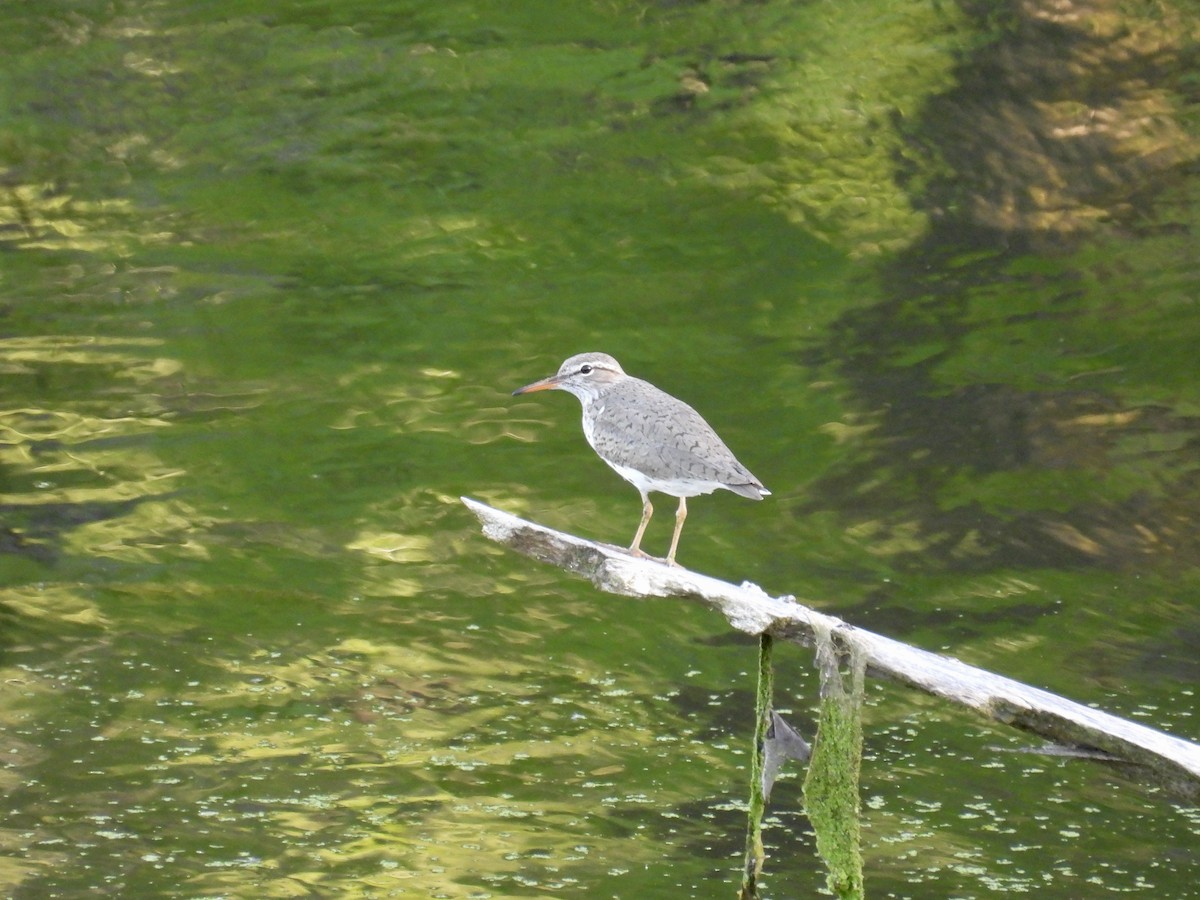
xmin=666 ymin=497 xmax=687 ymax=566
xmin=629 ymin=493 xmax=654 ymax=557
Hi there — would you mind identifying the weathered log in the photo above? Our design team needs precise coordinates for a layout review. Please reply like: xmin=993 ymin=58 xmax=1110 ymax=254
xmin=461 ymin=496 xmax=1200 ymax=802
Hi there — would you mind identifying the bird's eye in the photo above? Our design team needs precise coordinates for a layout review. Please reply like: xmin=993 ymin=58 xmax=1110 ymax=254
xmin=579 ymin=365 xmax=593 ymax=375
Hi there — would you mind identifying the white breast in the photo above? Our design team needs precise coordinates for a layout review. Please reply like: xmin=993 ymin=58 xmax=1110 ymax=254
xmin=603 ymin=459 xmax=723 ymax=498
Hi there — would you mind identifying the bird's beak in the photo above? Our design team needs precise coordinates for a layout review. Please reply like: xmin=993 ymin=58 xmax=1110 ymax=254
xmin=512 ymin=374 xmax=562 ymax=396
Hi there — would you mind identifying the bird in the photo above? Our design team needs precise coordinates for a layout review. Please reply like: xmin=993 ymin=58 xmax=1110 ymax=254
xmin=512 ymin=352 xmax=769 ymax=566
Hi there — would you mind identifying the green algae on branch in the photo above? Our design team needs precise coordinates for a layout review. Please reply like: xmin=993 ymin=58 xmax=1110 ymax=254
xmin=739 ymin=633 xmax=775 ymax=899
xmin=803 ymin=627 xmax=866 ymax=899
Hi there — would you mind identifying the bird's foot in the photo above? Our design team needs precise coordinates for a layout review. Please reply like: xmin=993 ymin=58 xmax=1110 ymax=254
xmin=628 ymin=546 xmax=673 ymax=566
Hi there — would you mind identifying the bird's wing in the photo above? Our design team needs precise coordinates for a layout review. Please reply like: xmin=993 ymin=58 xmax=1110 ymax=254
xmin=589 ymin=379 xmax=764 ymax=490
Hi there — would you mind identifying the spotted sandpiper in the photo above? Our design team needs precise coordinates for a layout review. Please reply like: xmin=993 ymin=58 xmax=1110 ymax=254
xmin=512 ymin=352 xmax=770 ymax=565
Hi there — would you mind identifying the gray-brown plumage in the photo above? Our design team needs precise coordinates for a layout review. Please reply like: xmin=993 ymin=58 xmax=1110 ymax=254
xmin=512 ymin=352 xmax=769 ymax=565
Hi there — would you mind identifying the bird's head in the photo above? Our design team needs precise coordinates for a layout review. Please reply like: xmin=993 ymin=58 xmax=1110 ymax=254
xmin=512 ymin=352 xmax=626 ymax=403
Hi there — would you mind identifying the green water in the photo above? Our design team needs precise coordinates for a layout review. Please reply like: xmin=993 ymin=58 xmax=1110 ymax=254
xmin=2 ymin=1 xmax=1199 ymax=896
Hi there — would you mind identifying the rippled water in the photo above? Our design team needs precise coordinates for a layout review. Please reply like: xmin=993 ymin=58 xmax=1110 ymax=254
xmin=2 ymin=1 xmax=1198 ymax=897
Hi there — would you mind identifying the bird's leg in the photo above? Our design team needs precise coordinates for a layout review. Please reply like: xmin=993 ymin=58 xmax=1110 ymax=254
xmin=629 ymin=492 xmax=654 ymax=557
xmin=666 ymin=496 xmax=687 ymax=566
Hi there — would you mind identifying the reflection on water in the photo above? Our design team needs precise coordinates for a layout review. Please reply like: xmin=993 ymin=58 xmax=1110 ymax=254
xmin=910 ymin=0 xmax=1198 ymax=238
xmin=3 ymin=618 xmax=753 ymax=895
xmin=0 ymin=183 xmax=172 ymax=254
xmin=1 ymin=0 xmax=1198 ymax=896
xmin=804 ymin=350 xmax=1200 ymax=570
xmin=0 ymin=336 xmax=185 ymax=573
xmin=861 ymin=690 xmax=1200 ymax=894
xmin=804 ymin=0 xmax=1200 ymax=577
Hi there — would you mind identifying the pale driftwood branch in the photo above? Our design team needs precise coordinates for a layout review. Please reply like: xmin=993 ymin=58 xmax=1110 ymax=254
xmin=462 ymin=497 xmax=1200 ymax=802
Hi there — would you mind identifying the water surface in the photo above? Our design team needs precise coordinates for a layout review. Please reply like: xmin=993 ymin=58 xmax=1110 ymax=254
xmin=2 ymin=0 xmax=1198 ymax=896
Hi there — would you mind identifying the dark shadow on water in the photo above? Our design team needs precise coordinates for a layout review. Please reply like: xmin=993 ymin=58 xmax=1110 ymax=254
xmin=799 ymin=0 xmax=1200 ymax=576
xmin=0 ymin=495 xmax=150 ymax=568
xmin=903 ymin=0 xmax=1198 ymax=242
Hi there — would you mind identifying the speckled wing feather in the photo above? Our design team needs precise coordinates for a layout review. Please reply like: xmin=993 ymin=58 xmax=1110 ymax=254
xmin=586 ymin=377 xmax=767 ymax=497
